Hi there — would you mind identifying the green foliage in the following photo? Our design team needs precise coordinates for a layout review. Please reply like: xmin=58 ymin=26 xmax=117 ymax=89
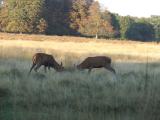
xmin=126 ymin=22 xmax=155 ymax=41
xmin=119 ymin=16 xmax=135 ymax=39
xmin=148 ymin=16 xmax=160 ymax=41
xmin=44 ymin=0 xmax=72 ymax=35
xmin=110 ymin=13 xmax=120 ymax=37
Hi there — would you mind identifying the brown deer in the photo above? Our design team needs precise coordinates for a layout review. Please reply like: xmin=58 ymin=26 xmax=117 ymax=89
xmin=29 ymin=53 xmax=64 ymax=74
xmin=76 ymin=56 xmax=116 ymax=74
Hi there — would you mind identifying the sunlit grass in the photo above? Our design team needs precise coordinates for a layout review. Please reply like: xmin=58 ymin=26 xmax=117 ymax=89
xmin=0 ymin=32 xmax=160 ymax=62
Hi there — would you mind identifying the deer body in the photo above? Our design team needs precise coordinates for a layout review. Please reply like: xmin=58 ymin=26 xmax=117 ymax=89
xmin=77 ymin=56 xmax=116 ymax=73
xmin=29 ymin=53 xmax=64 ymax=74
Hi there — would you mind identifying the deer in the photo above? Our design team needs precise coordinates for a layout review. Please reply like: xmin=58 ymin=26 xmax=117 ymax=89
xmin=29 ymin=53 xmax=64 ymax=74
xmin=76 ymin=56 xmax=116 ymax=74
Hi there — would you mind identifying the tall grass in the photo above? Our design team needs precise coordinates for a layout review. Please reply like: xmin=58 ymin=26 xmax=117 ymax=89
xmin=1 ymin=33 xmax=160 ymax=119
xmin=0 ymin=57 xmax=160 ymax=120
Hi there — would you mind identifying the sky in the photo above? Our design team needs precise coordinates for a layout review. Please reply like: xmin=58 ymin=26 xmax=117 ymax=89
xmin=98 ymin=0 xmax=160 ymax=18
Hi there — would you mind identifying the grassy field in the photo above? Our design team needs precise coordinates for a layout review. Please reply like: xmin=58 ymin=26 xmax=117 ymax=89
xmin=1 ymin=33 xmax=160 ymax=120
xmin=1 ymin=32 xmax=160 ymax=61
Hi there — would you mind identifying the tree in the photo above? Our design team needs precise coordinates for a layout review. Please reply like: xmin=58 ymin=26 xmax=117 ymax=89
xmin=36 ymin=18 xmax=48 ymax=34
xmin=69 ymin=0 xmax=92 ymax=35
xmin=110 ymin=13 xmax=120 ymax=38
xmin=0 ymin=0 xmax=9 ymax=32
xmin=84 ymin=1 xmax=113 ymax=38
xmin=0 ymin=0 xmax=46 ymax=33
xmin=126 ymin=22 xmax=155 ymax=41
xmin=87 ymin=1 xmax=101 ymax=38
xmin=44 ymin=0 xmax=73 ymax=35
xmin=149 ymin=16 xmax=160 ymax=41
xmin=119 ymin=16 xmax=135 ymax=39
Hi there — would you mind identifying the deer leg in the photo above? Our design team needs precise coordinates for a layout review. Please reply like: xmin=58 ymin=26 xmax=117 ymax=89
xmin=48 ymin=66 xmax=50 ymax=71
xmin=105 ymin=65 xmax=116 ymax=74
xmin=34 ymin=63 xmax=42 ymax=72
xmin=44 ymin=66 xmax=47 ymax=73
xmin=88 ymin=68 xmax=92 ymax=73
xmin=29 ymin=63 xmax=36 ymax=74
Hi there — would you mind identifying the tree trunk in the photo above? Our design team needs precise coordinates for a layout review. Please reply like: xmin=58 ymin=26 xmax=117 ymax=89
xmin=95 ymin=33 xmax=98 ymax=39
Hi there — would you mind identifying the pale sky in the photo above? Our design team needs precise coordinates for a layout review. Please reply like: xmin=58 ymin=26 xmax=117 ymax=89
xmin=99 ymin=0 xmax=160 ymax=17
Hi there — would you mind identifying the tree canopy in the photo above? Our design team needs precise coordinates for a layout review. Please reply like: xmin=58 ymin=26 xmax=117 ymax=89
xmin=0 ymin=0 xmax=159 ymax=41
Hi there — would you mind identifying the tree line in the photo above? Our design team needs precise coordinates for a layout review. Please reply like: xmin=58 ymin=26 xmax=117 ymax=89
xmin=0 ymin=0 xmax=160 ymax=41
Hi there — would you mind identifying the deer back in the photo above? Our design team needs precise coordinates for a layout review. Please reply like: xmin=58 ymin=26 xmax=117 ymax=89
xmin=77 ymin=56 xmax=112 ymax=69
